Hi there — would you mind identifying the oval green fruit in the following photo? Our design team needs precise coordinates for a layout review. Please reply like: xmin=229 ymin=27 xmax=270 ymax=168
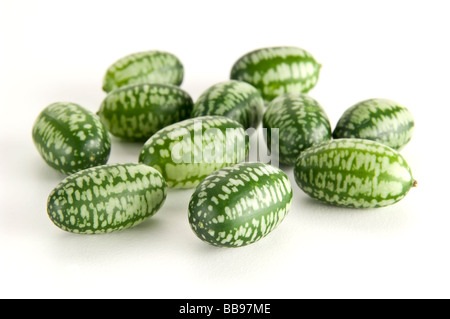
xmin=191 ymin=80 xmax=265 ymax=129
xmin=188 ymin=162 xmax=292 ymax=247
xmin=47 ymin=163 xmax=167 ymax=234
xmin=102 ymin=50 xmax=184 ymax=93
xmin=294 ymin=139 xmax=416 ymax=208
xmin=230 ymin=46 xmax=321 ymax=103
xmin=97 ymin=83 xmax=193 ymax=141
xmin=32 ymin=102 xmax=111 ymax=175
xmin=139 ymin=116 xmax=248 ymax=188
xmin=333 ymin=98 xmax=415 ymax=150
xmin=263 ymin=92 xmax=332 ymax=166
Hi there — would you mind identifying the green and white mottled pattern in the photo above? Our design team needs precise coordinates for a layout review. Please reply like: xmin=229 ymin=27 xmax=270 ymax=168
xmin=263 ymin=93 xmax=331 ymax=166
xmin=139 ymin=116 xmax=248 ymax=188
xmin=32 ymin=102 xmax=111 ymax=175
xmin=333 ymin=98 xmax=415 ymax=150
xmin=189 ymin=162 xmax=292 ymax=247
xmin=230 ymin=46 xmax=321 ymax=103
xmin=191 ymin=80 xmax=265 ymax=129
xmin=294 ymin=139 xmax=416 ymax=208
xmin=47 ymin=163 xmax=167 ymax=234
xmin=97 ymin=83 xmax=193 ymax=141
xmin=102 ymin=50 xmax=183 ymax=93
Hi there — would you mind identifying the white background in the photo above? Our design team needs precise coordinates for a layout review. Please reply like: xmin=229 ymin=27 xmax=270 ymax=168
xmin=1 ymin=0 xmax=449 ymax=299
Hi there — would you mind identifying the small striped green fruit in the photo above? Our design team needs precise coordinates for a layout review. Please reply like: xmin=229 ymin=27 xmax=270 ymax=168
xmin=230 ymin=46 xmax=321 ymax=103
xmin=97 ymin=83 xmax=193 ymax=141
xmin=263 ymin=93 xmax=332 ymax=166
xmin=47 ymin=163 xmax=167 ymax=234
xmin=191 ymin=80 xmax=265 ymax=129
xmin=102 ymin=50 xmax=184 ymax=93
xmin=32 ymin=102 xmax=111 ymax=175
xmin=139 ymin=116 xmax=248 ymax=188
xmin=294 ymin=139 xmax=416 ymax=208
xmin=189 ymin=162 xmax=292 ymax=247
xmin=333 ymin=98 xmax=415 ymax=150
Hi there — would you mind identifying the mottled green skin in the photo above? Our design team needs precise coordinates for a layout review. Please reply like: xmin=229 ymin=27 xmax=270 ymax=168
xmin=333 ymin=98 xmax=415 ymax=150
xmin=32 ymin=102 xmax=111 ymax=175
xmin=47 ymin=163 xmax=167 ymax=234
xmin=97 ymin=83 xmax=193 ymax=141
xmin=294 ymin=139 xmax=415 ymax=208
xmin=230 ymin=46 xmax=321 ymax=103
xmin=139 ymin=116 xmax=248 ymax=189
xmin=263 ymin=93 xmax=331 ymax=166
xmin=189 ymin=162 xmax=292 ymax=247
xmin=102 ymin=50 xmax=184 ymax=93
xmin=192 ymin=80 xmax=265 ymax=129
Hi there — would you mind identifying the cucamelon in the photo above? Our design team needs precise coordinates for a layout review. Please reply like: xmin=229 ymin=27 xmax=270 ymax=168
xmin=188 ymin=162 xmax=292 ymax=247
xmin=47 ymin=163 xmax=167 ymax=234
xmin=230 ymin=46 xmax=321 ymax=103
xmin=102 ymin=50 xmax=183 ymax=93
xmin=97 ymin=83 xmax=193 ymax=141
xmin=32 ymin=102 xmax=111 ymax=175
xmin=191 ymin=80 xmax=265 ymax=129
xmin=294 ymin=139 xmax=416 ymax=208
xmin=139 ymin=116 xmax=248 ymax=188
xmin=263 ymin=92 xmax=332 ymax=166
xmin=333 ymin=98 xmax=415 ymax=150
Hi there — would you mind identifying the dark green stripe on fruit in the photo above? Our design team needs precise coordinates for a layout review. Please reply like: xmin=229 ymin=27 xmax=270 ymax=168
xmin=333 ymin=98 xmax=415 ymax=150
xmin=263 ymin=93 xmax=331 ymax=166
xmin=102 ymin=50 xmax=184 ymax=93
xmin=294 ymin=139 xmax=416 ymax=208
xmin=47 ymin=163 xmax=167 ymax=234
xmin=189 ymin=162 xmax=292 ymax=247
xmin=97 ymin=83 xmax=193 ymax=141
xmin=32 ymin=102 xmax=111 ymax=175
xmin=230 ymin=46 xmax=321 ymax=103
xmin=192 ymin=80 xmax=265 ymax=129
xmin=139 ymin=116 xmax=248 ymax=188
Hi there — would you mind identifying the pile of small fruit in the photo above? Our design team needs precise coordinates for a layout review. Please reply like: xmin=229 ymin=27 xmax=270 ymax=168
xmin=32 ymin=47 xmax=416 ymax=247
